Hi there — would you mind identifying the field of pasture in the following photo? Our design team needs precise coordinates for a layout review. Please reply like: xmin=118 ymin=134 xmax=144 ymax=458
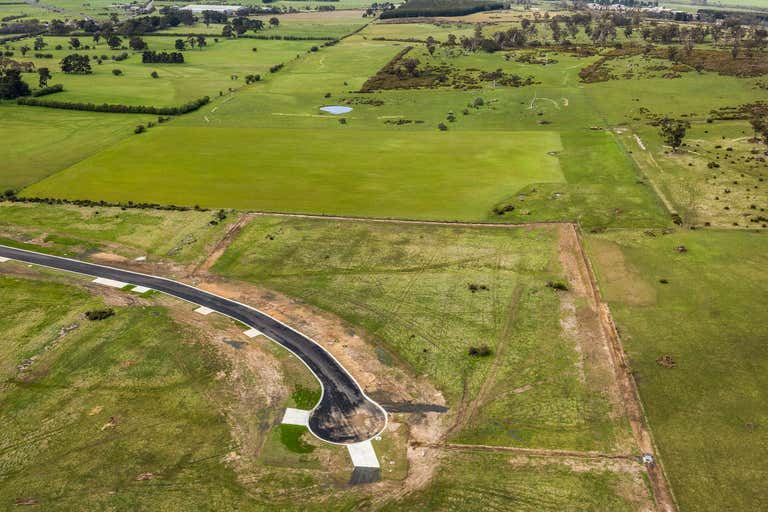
xmin=587 ymin=228 xmax=768 ymax=511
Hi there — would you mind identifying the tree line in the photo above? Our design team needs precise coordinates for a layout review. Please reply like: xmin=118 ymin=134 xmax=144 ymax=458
xmin=17 ymin=95 xmax=210 ymax=115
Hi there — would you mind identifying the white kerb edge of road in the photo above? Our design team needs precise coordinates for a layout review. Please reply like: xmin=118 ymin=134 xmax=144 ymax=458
xmin=347 ymin=440 xmax=380 ymax=468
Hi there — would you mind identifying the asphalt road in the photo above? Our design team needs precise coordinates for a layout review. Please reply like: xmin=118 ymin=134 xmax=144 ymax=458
xmin=0 ymin=244 xmax=387 ymax=444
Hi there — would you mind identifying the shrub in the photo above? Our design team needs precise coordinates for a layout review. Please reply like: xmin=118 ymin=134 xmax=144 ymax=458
xmin=437 ymin=122 xmax=448 ymax=131
xmin=150 ymin=70 xmax=159 ymax=78
xmin=546 ymin=280 xmax=569 ymax=291
xmin=112 ymin=68 xmax=122 ymax=76
xmin=468 ymin=345 xmax=492 ymax=357
xmin=85 ymin=308 xmax=114 ymax=321
xmin=31 ymin=84 xmax=63 ymax=97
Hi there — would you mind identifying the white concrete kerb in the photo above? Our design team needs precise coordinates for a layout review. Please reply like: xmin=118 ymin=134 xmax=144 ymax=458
xmin=243 ymin=327 xmax=262 ymax=338
xmin=132 ymin=285 xmax=151 ymax=293
xmin=282 ymin=408 xmax=311 ymax=427
xmin=93 ymin=277 xmax=127 ymax=288
xmin=194 ymin=305 xmax=214 ymax=315
xmin=347 ymin=440 xmax=380 ymax=468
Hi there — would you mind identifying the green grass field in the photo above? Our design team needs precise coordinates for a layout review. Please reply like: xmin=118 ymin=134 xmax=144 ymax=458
xmin=213 ymin=216 xmax=629 ymax=451
xmin=19 ymin=36 xmax=674 ymax=227
xmin=587 ymin=228 xmax=768 ymax=511
xmin=0 ymin=105 xmax=153 ymax=191
xmin=0 ymin=274 xmax=248 ymax=510
xmin=13 ymin=36 xmax=316 ymax=107
xmin=157 ymin=10 xmax=369 ymax=39
xmin=23 ymin=127 xmax=564 ymax=220
xmin=380 ymin=451 xmax=651 ymax=511
xmin=0 ymin=202 xmax=236 ymax=263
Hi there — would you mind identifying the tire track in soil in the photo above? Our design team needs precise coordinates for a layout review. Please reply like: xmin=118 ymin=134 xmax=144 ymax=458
xmin=191 ymin=212 xmax=256 ymax=276
xmin=443 ymin=284 xmax=525 ymax=440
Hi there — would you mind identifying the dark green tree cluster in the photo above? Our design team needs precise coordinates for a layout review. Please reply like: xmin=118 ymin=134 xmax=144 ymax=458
xmin=60 ymin=54 xmax=92 ymax=74
xmin=141 ymin=51 xmax=184 ymax=63
xmin=0 ymin=68 xmax=30 ymax=99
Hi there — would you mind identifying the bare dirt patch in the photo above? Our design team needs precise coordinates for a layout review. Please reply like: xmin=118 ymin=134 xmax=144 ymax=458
xmin=558 ymin=224 xmax=633 ymax=450
xmin=586 ymin=238 xmax=657 ymax=307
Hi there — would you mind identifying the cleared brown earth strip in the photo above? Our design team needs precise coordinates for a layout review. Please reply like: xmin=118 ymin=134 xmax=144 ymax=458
xmin=574 ymin=224 xmax=677 ymax=512
xmin=192 ymin=213 xmax=256 ymax=275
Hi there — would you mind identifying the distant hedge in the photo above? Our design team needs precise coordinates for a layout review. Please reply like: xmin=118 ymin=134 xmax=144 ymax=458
xmin=0 ymin=192 xmax=208 ymax=212
xmin=31 ymin=84 xmax=63 ymax=97
xmin=380 ymin=0 xmax=504 ymax=18
xmin=17 ymin=95 xmax=210 ymax=115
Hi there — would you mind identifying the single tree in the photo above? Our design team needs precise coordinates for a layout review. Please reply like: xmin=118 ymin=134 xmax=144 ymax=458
xmin=19 ymin=45 xmax=30 ymax=57
xmin=37 ymin=67 xmax=52 ymax=87
xmin=196 ymin=35 xmax=207 ymax=48
xmin=107 ymin=34 xmax=122 ymax=49
xmin=129 ymin=36 xmax=147 ymax=51
xmin=69 ymin=37 xmax=81 ymax=49
xmin=33 ymin=36 xmax=46 ymax=51
xmin=659 ymin=117 xmax=689 ymax=151
xmin=269 ymin=17 xmax=279 ymax=28
xmin=175 ymin=38 xmax=186 ymax=51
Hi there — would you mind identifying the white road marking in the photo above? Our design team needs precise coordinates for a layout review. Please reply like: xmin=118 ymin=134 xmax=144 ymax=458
xmin=243 ymin=327 xmax=262 ymax=338
xmin=132 ymin=286 xmax=151 ymax=293
xmin=93 ymin=277 xmax=127 ymax=288
xmin=282 ymin=408 xmax=311 ymax=426
xmin=194 ymin=305 xmax=214 ymax=315
xmin=347 ymin=440 xmax=380 ymax=468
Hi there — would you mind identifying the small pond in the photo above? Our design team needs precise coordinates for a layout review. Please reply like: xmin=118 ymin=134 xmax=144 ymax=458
xmin=320 ymin=105 xmax=353 ymax=115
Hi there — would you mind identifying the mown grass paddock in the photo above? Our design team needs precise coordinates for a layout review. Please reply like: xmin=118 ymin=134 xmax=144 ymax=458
xmin=24 ymin=127 xmax=564 ymax=221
